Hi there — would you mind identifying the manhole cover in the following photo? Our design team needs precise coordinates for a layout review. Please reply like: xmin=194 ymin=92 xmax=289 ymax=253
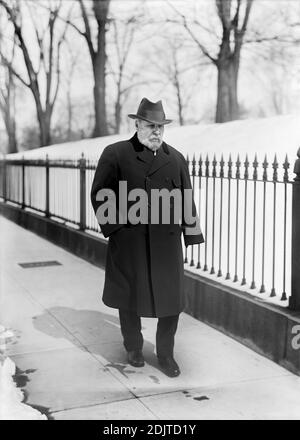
xmin=18 ymin=261 xmax=62 ymax=268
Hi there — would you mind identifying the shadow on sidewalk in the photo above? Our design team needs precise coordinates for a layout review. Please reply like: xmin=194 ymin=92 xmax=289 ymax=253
xmin=32 ymin=307 xmax=158 ymax=375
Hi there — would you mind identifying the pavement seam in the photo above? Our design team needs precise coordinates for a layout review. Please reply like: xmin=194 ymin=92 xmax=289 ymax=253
xmin=53 ymin=375 xmax=292 ymax=420
xmin=136 ymin=372 xmax=296 ymax=399
xmin=7 ymin=339 xmax=122 ymax=357
xmin=49 ymin=395 xmax=158 ymax=418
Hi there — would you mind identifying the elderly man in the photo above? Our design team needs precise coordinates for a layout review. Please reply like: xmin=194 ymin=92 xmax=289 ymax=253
xmin=91 ymin=98 xmax=204 ymax=377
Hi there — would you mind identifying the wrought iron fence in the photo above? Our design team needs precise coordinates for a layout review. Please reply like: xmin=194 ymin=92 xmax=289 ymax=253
xmin=184 ymin=153 xmax=293 ymax=305
xmin=0 ymin=149 xmax=299 ymax=310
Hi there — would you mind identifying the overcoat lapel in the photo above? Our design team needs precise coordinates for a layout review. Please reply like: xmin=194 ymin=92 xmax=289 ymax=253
xmin=130 ymin=133 xmax=171 ymax=175
xmin=130 ymin=133 xmax=153 ymax=166
xmin=136 ymin=148 xmax=153 ymax=164
xmin=147 ymin=142 xmax=170 ymax=176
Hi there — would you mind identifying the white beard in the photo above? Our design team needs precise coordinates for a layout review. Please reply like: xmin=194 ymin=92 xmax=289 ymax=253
xmin=137 ymin=132 xmax=162 ymax=151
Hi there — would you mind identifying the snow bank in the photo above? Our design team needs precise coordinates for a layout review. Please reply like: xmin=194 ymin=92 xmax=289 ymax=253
xmin=0 ymin=326 xmax=47 ymax=420
xmin=5 ymin=114 xmax=300 ymax=166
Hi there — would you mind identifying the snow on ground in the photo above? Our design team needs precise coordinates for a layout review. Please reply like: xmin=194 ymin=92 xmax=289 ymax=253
xmin=0 ymin=325 xmax=47 ymax=420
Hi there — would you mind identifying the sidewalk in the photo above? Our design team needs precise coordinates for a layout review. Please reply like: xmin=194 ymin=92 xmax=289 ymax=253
xmin=1 ymin=214 xmax=300 ymax=420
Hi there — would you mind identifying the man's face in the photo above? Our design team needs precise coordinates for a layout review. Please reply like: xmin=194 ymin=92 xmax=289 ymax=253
xmin=136 ymin=119 xmax=164 ymax=150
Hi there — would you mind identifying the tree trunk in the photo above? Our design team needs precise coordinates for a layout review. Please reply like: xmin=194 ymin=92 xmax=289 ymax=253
xmin=174 ymin=77 xmax=184 ymax=125
xmin=115 ymin=100 xmax=121 ymax=134
xmin=93 ymin=52 xmax=108 ymax=137
xmin=4 ymin=113 xmax=17 ymax=153
xmin=36 ymin=106 xmax=52 ymax=146
xmin=216 ymin=60 xmax=239 ymax=122
xmin=93 ymin=65 xmax=108 ymax=137
xmin=30 ymin=79 xmax=52 ymax=146
xmin=1 ymin=72 xmax=18 ymax=153
xmin=8 ymin=130 xmax=17 ymax=153
xmin=67 ymin=87 xmax=72 ymax=139
xmin=215 ymin=35 xmax=240 ymax=123
xmin=92 ymin=0 xmax=109 ymax=137
xmin=114 ymin=79 xmax=122 ymax=134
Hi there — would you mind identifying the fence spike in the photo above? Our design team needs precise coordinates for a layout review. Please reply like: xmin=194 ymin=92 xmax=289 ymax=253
xmin=212 ymin=154 xmax=217 ymax=177
xmin=253 ymin=154 xmax=258 ymax=180
xmin=262 ymin=155 xmax=268 ymax=181
xmin=244 ymin=154 xmax=249 ymax=180
xmin=283 ymin=154 xmax=290 ymax=182
xmin=192 ymin=154 xmax=196 ymax=176
xmin=198 ymin=154 xmax=203 ymax=177
xmin=236 ymin=154 xmax=241 ymax=179
xmin=220 ymin=154 xmax=225 ymax=178
xmin=228 ymin=154 xmax=232 ymax=179
xmin=205 ymin=154 xmax=209 ymax=177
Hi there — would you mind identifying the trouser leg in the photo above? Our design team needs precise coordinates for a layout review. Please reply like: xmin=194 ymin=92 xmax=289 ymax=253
xmin=156 ymin=314 xmax=179 ymax=358
xmin=118 ymin=309 xmax=143 ymax=352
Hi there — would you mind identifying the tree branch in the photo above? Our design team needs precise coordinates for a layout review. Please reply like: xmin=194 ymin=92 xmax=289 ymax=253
xmin=78 ymin=0 xmax=95 ymax=59
xmin=216 ymin=0 xmax=232 ymax=31
xmin=240 ymin=0 xmax=254 ymax=33
xmin=166 ymin=0 xmax=217 ymax=64
xmin=0 ymin=51 xmax=30 ymax=87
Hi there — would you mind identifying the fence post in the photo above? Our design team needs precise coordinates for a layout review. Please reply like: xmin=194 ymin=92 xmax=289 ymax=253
xmin=45 ymin=154 xmax=50 ymax=217
xmin=79 ymin=153 xmax=86 ymax=231
xmin=21 ymin=156 xmax=25 ymax=209
xmin=289 ymin=147 xmax=300 ymax=311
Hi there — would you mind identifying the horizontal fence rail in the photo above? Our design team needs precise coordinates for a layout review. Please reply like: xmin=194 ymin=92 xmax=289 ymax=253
xmin=0 ymin=149 xmax=299 ymax=310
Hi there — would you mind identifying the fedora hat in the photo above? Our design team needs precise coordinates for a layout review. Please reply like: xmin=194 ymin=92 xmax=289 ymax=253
xmin=128 ymin=98 xmax=172 ymax=125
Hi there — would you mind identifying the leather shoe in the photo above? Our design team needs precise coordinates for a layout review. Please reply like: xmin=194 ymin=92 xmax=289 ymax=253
xmin=127 ymin=350 xmax=144 ymax=367
xmin=158 ymin=356 xmax=181 ymax=377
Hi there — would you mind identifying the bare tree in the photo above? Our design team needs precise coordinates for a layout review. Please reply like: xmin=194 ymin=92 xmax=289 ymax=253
xmin=65 ymin=45 xmax=79 ymax=140
xmin=0 ymin=0 xmax=70 ymax=146
xmin=147 ymin=35 xmax=208 ymax=125
xmin=0 ymin=18 xmax=17 ymax=153
xmin=107 ymin=14 xmax=148 ymax=134
xmin=231 ymin=0 xmax=300 ymax=118
xmin=169 ymin=0 xmax=254 ymax=123
xmin=0 ymin=65 xmax=18 ymax=153
xmin=255 ymin=44 xmax=293 ymax=116
xmin=52 ymin=43 xmax=80 ymax=143
xmin=65 ymin=0 xmax=110 ymax=137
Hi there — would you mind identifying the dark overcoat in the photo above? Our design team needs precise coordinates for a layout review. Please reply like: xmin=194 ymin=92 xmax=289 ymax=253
xmin=90 ymin=133 xmax=204 ymax=317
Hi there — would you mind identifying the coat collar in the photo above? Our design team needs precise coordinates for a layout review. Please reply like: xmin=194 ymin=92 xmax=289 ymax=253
xmin=129 ymin=132 xmax=170 ymax=176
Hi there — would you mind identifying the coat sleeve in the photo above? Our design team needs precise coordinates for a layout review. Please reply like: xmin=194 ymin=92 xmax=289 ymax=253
xmin=179 ymin=153 xmax=205 ymax=247
xmin=90 ymin=145 xmax=123 ymax=238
